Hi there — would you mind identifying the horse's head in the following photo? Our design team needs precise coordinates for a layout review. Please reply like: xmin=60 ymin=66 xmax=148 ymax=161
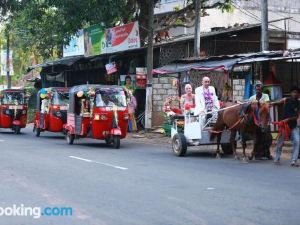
xmin=250 ymin=102 xmax=270 ymax=132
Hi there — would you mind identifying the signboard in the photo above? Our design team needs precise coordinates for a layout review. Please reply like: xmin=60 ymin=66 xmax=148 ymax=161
xmin=1 ymin=50 xmax=14 ymax=76
xmin=136 ymin=67 xmax=147 ymax=88
xmin=101 ymin=22 xmax=141 ymax=54
xmin=105 ymin=62 xmax=117 ymax=75
xmin=63 ymin=30 xmax=85 ymax=57
xmin=84 ymin=24 xmax=105 ymax=56
xmin=65 ymin=22 xmax=140 ymax=57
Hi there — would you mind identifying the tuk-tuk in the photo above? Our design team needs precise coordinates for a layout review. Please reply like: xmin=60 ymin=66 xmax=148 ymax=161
xmin=0 ymin=89 xmax=28 ymax=134
xmin=63 ymin=85 xmax=129 ymax=148
xmin=33 ymin=87 xmax=69 ymax=136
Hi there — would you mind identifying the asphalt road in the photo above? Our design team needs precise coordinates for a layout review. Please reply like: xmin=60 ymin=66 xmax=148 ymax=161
xmin=0 ymin=126 xmax=299 ymax=225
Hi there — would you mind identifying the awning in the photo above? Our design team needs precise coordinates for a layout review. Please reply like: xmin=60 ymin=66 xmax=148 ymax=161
xmin=153 ymin=51 xmax=300 ymax=75
xmin=153 ymin=57 xmax=243 ymax=74
xmin=29 ymin=55 xmax=84 ymax=70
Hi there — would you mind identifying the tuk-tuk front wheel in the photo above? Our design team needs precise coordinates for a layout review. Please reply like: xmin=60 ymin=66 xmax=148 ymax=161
xmin=66 ymin=132 xmax=75 ymax=145
xmin=35 ymin=126 xmax=41 ymax=137
xmin=172 ymin=133 xmax=187 ymax=157
xmin=14 ymin=126 xmax=21 ymax=134
xmin=113 ymin=135 xmax=120 ymax=149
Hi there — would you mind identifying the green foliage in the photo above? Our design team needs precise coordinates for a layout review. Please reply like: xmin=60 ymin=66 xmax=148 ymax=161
xmin=0 ymin=0 xmax=249 ymax=85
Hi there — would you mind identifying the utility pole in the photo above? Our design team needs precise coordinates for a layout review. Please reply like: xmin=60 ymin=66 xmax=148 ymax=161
xmin=145 ymin=0 xmax=154 ymax=130
xmin=261 ymin=0 xmax=269 ymax=51
xmin=194 ymin=0 xmax=201 ymax=57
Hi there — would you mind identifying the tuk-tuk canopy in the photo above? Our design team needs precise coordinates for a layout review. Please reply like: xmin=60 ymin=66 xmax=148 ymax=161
xmin=36 ymin=87 xmax=69 ymax=109
xmin=0 ymin=89 xmax=26 ymax=105
xmin=68 ymin=84 xmax=127 ymax=113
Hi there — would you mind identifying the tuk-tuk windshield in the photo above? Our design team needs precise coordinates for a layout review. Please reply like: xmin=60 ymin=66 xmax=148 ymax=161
xmin=95 ymin=89 xmax=127 ymax=107
xmin=51 ymin=91 xmax=69 ymax=105
xmin=1 ymin=92 xmax=25 ymax=104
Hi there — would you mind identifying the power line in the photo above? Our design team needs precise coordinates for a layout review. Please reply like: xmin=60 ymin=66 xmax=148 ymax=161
xmin=232 ymin=1 xmax=285 ymax=31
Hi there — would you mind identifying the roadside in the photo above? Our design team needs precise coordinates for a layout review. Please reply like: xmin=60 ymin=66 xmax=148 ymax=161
xmin=127 ymin=131 xmax=297 ymax=161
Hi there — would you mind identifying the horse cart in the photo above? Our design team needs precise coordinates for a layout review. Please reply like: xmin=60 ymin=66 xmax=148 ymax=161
xmin=171 ymin=112 xmax=233 ymax=157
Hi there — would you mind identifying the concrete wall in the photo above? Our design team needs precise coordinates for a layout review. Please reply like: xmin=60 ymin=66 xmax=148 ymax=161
xmin=152 ymin=75 xmax=179 ymax=127
xmin=232 ymin=79 xmax=245 ymax=102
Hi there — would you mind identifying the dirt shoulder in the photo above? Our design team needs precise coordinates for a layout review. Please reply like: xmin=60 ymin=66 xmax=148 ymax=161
xmin=126 ymin=132 xmax=296 ymax=161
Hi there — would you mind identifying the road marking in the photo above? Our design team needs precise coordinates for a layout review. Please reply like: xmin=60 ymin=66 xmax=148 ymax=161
xmin=69 ymin=156 xmax=92 ymax=162
xmin=69 ymin=156 xmax=128 ymax=170
xmin=206 ymin=187 xmax=216 ymax=190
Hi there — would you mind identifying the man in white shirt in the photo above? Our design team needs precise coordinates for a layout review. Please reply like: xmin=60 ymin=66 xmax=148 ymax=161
xmin=194 ymin=76 xmax=220 ymax=126
xmin=249 ymin=81 xmax=270 ymax=103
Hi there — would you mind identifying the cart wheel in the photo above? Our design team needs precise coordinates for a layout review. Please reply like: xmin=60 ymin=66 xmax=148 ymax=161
xmin=35 ymin=127 xmax=41 ymax=137
xmin=172 ymin=133 xmax=187 ymax=156
xmin=221 ymin=143 xmax=233 ymax=155
xmin=14 ymin=126 xmax=21 ymax=134
xmin=105 ymin=137 xmax=112 ymax=145
xmin=66 ymin=132 xmax=75 ymax=145
xmin=113 ymin=136 xmax=120 ymax=149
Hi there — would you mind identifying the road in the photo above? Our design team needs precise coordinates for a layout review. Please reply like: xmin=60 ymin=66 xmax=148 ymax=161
xmin=0 ymin=126 xmax=299 ymax=225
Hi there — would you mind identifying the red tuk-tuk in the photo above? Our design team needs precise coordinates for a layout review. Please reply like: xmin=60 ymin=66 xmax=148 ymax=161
xmin=0 ymin=89 xmax=28 ymax=134
xmin=63 ymin=85 xmax=129 ymax=148
xmin=33 ymin=87 xmax=69 ymax=136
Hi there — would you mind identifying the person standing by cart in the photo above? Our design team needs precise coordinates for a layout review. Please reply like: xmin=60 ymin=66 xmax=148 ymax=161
xmin=194 ymin=76 xmax=220 ymax=125
xmin=273 ymin=86 xmax=300 ymax=166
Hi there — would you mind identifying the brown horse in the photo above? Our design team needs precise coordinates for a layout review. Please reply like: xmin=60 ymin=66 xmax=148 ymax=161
xmin=211 ymin=101 xmax=271 ymax=161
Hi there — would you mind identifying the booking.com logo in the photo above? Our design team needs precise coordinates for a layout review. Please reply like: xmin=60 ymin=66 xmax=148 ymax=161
xmin=0 ymin=204 xmax=72 ymax=219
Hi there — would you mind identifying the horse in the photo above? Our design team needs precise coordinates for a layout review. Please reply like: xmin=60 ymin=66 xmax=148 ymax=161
xmin=210 ymin=101 xmax=271 ymax=161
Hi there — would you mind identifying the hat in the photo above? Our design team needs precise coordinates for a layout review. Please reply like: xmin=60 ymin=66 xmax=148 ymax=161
xmin=255 ymin=81 xmax=263 ymax=87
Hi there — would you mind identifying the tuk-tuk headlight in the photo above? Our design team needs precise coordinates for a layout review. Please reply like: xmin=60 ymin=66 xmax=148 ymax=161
xmin=22 ymin=110 xmax=27 ymax=115
xmin=94 ymin=114 xmax=107 ymax=120
xmin=100 ymin=114 xmax=107 ymax=120
xmin=94 ymin=114 xmax=100 ymax=120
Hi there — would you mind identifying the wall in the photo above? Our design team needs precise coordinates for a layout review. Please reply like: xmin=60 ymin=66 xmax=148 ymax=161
xmin=152 ymin=75 xmax=179 ymax=126
xmin=232 ymin=79 xmax=245 ymax=102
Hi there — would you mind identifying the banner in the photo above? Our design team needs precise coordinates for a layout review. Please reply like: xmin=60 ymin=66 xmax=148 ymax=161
xmin=1 ymin=50 xmax=14 ymax=76
xmin=136 ymin=67 xmax=147 ymax=88
xmin=63 ymin=30 xmax=85 ymax=57
xmin=84 ymin=24 xmax=105 ymax=56
xmin=101 ymin=22 xmax=140 ymax=54
xmin=64 ymin=22 xmax=140 ymax=57
xmin=105 ymin=62 xmax=117 ymax=75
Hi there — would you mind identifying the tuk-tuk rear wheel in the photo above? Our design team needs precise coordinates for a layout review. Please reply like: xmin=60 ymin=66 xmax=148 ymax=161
xmin=66 ymin=132 xmax=75 ymax=145
xmin=113 ymin=136 xmax=120 ymax=149
xmin=172 ymin=133 xmax=187 ymax=157
xmin=105 ymin=137 xmax=112 ymax=145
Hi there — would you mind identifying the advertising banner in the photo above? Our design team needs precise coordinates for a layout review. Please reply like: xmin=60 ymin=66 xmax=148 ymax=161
xmin=63 ymin=30 xmax=85 ymax=57
xmin=102 ymin=22 xmax=140 ymax=54
xmin=84 ymin=24 xmax=105 ymax=56
xmin=1 ymin=50 xmax=14 ymax=76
